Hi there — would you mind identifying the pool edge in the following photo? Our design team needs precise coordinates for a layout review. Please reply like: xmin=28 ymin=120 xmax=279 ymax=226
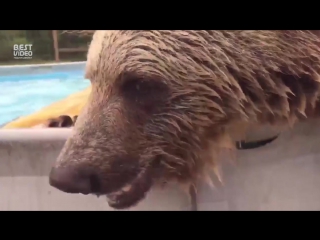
xmin=0 ymin=61 xmax=86 ymax=69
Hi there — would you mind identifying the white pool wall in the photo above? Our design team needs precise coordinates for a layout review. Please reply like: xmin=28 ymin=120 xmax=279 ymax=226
xmin=2 ymin=120 xmax=320 ymax=210
xmin=1 ymin=62 xmax=320 ymax=210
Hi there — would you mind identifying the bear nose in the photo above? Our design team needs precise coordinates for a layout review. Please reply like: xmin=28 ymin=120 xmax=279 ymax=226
xmin=49 ymin=166 xmax=95 ymax=195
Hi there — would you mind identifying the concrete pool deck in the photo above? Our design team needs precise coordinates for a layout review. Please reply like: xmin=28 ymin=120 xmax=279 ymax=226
xmin=0 ymin=61 xmax=86 ymax=76
xmin=1 ymin=119 xmax=320 ymax=210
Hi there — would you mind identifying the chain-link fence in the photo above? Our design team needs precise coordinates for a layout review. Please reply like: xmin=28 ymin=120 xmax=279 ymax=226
xmin=0 ymin=30 xmax=92 ymax=65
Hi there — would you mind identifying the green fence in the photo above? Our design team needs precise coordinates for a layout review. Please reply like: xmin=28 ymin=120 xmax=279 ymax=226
xmin=0 ymin=30 xmax=92 ymax=65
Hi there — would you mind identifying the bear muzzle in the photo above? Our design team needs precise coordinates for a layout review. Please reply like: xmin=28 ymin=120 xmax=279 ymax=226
xmin=49 ymin=165 xmax=99 ymax=195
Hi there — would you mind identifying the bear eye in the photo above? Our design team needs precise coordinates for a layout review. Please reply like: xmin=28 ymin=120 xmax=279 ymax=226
xmin=121 ymin=76 xmax=169 ymax=113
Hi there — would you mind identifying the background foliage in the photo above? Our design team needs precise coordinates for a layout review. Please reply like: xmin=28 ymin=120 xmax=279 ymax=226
xmin=0 ymin=30 xmax=92 ymax=64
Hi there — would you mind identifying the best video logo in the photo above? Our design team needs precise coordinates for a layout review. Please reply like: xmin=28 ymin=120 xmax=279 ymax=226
xmin=13 ymin=44 xmax=33 ymax=59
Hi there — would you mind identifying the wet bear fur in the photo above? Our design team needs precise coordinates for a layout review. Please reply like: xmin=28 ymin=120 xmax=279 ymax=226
xmin=50 ymin=30 xmax=320 ymax=209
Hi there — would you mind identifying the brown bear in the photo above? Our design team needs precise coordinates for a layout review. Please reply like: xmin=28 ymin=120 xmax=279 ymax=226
xmin=49 ymin=30 xmax=320 ymax=210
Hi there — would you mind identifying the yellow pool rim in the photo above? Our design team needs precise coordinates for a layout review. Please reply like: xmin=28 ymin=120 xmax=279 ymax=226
xmin=2 ymin=87 xmax=91 ymax=129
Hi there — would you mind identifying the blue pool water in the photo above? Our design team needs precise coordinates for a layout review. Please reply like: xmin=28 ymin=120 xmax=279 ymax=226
xmin=0 ymin=70 xmax=90 ymax=126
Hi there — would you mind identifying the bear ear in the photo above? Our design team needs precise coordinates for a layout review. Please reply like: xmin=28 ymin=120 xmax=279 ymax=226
xmin=46 ymin=119 xmax=59 ymax=128
xmin=58 ymin=115 xmax=74 ymax=128
xmin=72 ymin=116 xmax=78 ymax=126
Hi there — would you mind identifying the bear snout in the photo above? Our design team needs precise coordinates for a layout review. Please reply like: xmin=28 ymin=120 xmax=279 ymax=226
xmin=49 ymin=165 xmax=101 ymax=195
xmin=49 ymin=153 xmax=144 ymax=197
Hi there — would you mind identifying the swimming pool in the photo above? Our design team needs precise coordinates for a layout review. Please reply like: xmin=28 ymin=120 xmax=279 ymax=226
xmin=0 ymin=63 xmax=90 ymax=126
